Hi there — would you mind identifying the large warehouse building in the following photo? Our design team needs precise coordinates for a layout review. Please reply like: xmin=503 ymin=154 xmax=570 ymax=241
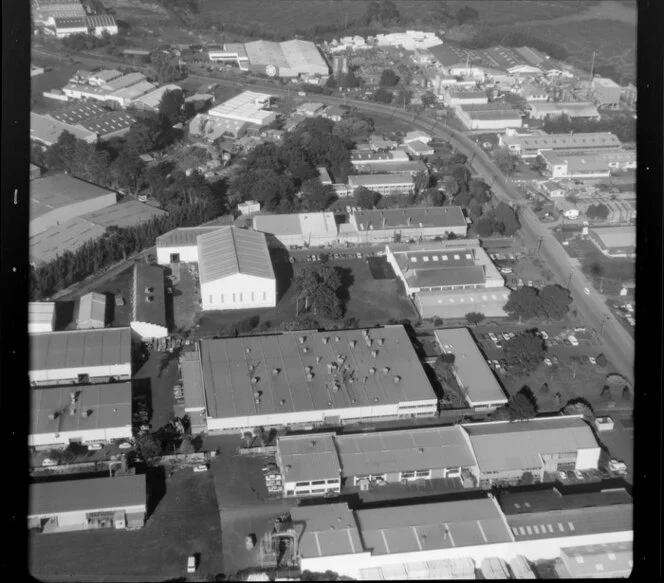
xmin=28 ymin=475 xmax=146 ymax=533
xmin=155 ymin=225 xmax=233 ymax=265
xmin=290 ymin=489 xmax=632 ymax=579
xmin=30 ymin=174 xmax=118 ymax=237
xmin=499 ymin=132 xmax=622 ymax=159
xmin=433 ymin=328 xmax=508 ymax=411
xmin=30 ymin=327 xmax=132 ymax=386
xmin=207 ymin=91 xmax=276 ymax=126
xmin=527 ymin=101 xmax=600 ymax=121
xmin=182 ymin=325 xmax=438 ymax=433
xmin=588 ymin=226 xmax=636 ymax=258
xmin=243 ymin=39 xmax=329 ymax=79
xmin=455 ymin=103 xmax=523 ymax=131
xmin=464 ymin=416 xmax=601 ymax=487
xmin=253 ymin=212 xmax=340 ymax=247
xmin=197 ymin=227 xmax=276 ymax=311
xmin=30 ymin=381 xmax=132 ymax=448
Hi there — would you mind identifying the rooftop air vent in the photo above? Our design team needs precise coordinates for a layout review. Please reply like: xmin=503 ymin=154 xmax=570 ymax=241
xmin=316 ymin=356 xmax=322 ymax=364
xmin=48 ymin=412 xmax=57 ymax=421
xmin=245 ymin=347 xmax=251 ymax=354
xmin=307 ymin=373 xmax=314 ymax=381
xmin=145 ymin=287 xmax=154 ymax=293
xmin=349 ymin=340 xmax=357 ymax=348
xmin=418 ymin=448 xmax=424 ymax=454
xmin=371 ymin=350 xmax=378 ymax=358
xmin=374 ymin=397 xmax=379 ymax=403
xmin=272 ymin=368 xmax=280 ymax=376
xmin=310 ymin=440 xmax=317 ymax=448
xmin=298 ymin=336 xmax=306 ymax=344
xmin=322 ymin=337 xmax=329 ymax=344
xmin=327 ymin=401 xmax=333 ymax=407
xmin=378 ymin=338 xmax=385 ymax=346
xmin=305 ymin=366 xmax=312 ymax=373
xmin=251 ymin=376 xmax=259 ymax=384
xmin=369 ymin=367 xmax=376 ymax=375
xmin=393 ymin=375 xmax=402 ymax=384
xmin=146 ymin=296 xmax=154 ymax=303
xmin=335 ymin=336 xmax=340 ymax=342
xmin=280 ymin=399 xmax=286 ymax=406
xmin=382 ymin=367 xmax=390 ymax=374
xmin=303 ymin=347 xmax=309 ymax=353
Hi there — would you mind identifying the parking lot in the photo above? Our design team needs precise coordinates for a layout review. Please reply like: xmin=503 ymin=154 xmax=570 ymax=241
xmin=485 ymin=249 xmax=560 ymax=290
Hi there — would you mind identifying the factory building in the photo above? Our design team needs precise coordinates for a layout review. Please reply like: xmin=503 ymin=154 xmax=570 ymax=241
xmin=155 ymin=222 xmax=234 ymax=264
xmin=527 ymin=101 xmax=600 ymax=121
xmin=499 ymin=132 xmax=622 ymax=159
xmin=33 ymin=0 xmax=86 ymax=24
xmin=433 ymin=328 xmax=508 ymax=410
xmin=350 ymin=149 xmax=410 ymax=167
xmin=30 ymin=112 xmax=98 ymax=146
xmin=464 ymin=416 xmax=601 ymax=487
xmin=456 ymin=103 xmax=523 ymax=131
xmin=75 ymin=292 xmax=107 ymax=330
xmin=588 ymin=226 xmax=636 ymax=258
xmin=30 ymin=174 xmax=117 ymax=237
xmin=242 ymin=39 xmax=329 ymax=79
xmin=290 ymin=488 xmax=631 ymax=579
xmin=348 ymin=173 xmax=415 ymax=196
xmin=558 ymin=541 xmax=632 ymax=578
xmin=206 ymin=91 xmax=276 ymax=126
xmin=29 ymin=302 xmax=57 ymax=334
xmin=30 ymin=381 xmax=132 ymax=448
xmin=197 ymin=227 xmax=276 ymax=311
xmin=28 ymin=475 xmax=146 ymax=533
xmin=353 ymin=160 xmax=428 ymax=177
xmin=181 ymin=325 xmax=438 ymax=433
xmin=30 ymin=327 xmax=132 ymax=386
xmin=253 ymin=212 xmax=340 ymax=247
xmin=591 ymin=76 xmax=622 ymax=109
xmin=131 ymin=263 xmax=168 ymax=339
xmin=442 ymin=88 xmax=489 ymax=107
xmin=540 ymin=149 xmax=636 ymax=179
xmin=208 ymin=43 xmax=250 ymax=69
xmin=48 ymin=103 xmax=136 ymax=141
xmin=349 ymin=207 xmax=467 ymax=243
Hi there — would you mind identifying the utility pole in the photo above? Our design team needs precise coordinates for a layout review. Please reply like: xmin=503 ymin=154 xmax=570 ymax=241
xmin=567 ymin=272 xmax=572 ymax=287
xmin=537 ymin=236 xmax=543 ymax=256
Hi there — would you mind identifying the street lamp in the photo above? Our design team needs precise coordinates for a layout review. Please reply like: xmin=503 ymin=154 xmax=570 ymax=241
xmin=537 ymin=236 xmax=544 ymax=256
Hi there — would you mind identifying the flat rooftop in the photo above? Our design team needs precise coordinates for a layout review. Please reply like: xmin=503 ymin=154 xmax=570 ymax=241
xmin=31 ymin=381 xmax=132 ymax=436
xmin=253 ymin=212 xmax=338 ymax=238
xmin=463 ymin=416 xmax=599 ymax=473
xmin=30 ymin=218 xmax=106 ymax=266
xmin=81 ymin=199 xmax=167 ymax=229
xmin=502 ymin=132 xmax=621 ymax=151
xmin=194 ymin=325 xmax=436 ymax=419
xmin=29 ymin=475 xmax=145 ymax=516
xmin=355 ymin=497 xmax=513 ymax=555
xmin=30 ymin=175 xmax=116 ymax=221
xmin=30 ymin=112 xmax=97 ymax=145
xmin=434 ymin=328 xmax=507 ymax=406
xmin=498 ymin=488 xmax=633 ymax=516
xmin=590 ymin=226 xmax=636 ymax=249
xmin=156 ymin=222 xmax=234 ymax=249
xmin=277 ymin=433 xmax=342 ymax=483
xmin=132 ymin=263 xmax=167 ymax=328
xmin=353 ymin=207 xmax=466 ymax=231
xmin=30 ymin=327 xmax=132 ymax=372
xmin=348 ymin=173 xmax=414 ymax=187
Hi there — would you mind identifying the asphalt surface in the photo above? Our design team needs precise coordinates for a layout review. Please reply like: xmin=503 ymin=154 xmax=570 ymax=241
xmin=32 ymin=47 xmax=633 ymax=382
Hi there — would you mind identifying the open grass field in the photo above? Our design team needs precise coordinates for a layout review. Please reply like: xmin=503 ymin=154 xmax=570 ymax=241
xmin=29 ymin=468 xmax=225 ymax=581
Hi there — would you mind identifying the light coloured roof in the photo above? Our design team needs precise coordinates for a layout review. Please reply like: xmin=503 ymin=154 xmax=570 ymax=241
xmin=355 ymin=497 xmax=513 ymax=555
xmin=193 ymin=325 xmax=436 ymax=419
xmin=336 ymin=425 xmax=476 ymax=476
xmin=29 ymin=302 xmax=55 ymax=328
xmin=434 ymin=328 xmax=507 ymax=406
xmin=349 ymin=173 xmax=414 ymax=187
xmin=530 ymin=101 xmax=599 ymax=116
xmin=359 ymin=160 xmax=428 ymax=175
xmin=133 ymin=84 xmax=182 ymax=109
xmin=590 ymin=226 xmax=636 ymax=249
xmin=416 ymin=287 xmax=511 ymax=316
xmin=85 ymin=14 xmax=117 ymax=27
xmin=104 ymin=72 xmax=147 ymax=91
xmin=30 ymin=218 xmax=106 ymax=266
xmin=463 ymin=416 xmax=599 ymax=473
xmin=222 ymin=43 xmax=248 ymax=58
xmin=291 ymin=503 xmax=364 ymax=558
xmin=407 ymin=140 xmax=434 ymax=153
xmin=30 ymin=327 xmax=132 ymax=373
xmin=351 ymin=150 xmax=409 ymax=162
xmin=277 ymin=434 xmax=342 ymax=483
xmin=561 ymin=542 xmax=632 ymax=577
xmin=280 ymin=39 xmax=329 ymax=73
xmin=89 ymin=70 xmax=122 ymax=82
xmin=132 ymin=263 xmax=167 ymax=328
xmin=503 ymin=132 xmax=622 ymax=151
xmin=30 ymin=112 xmax=97 ymax=146
xmin=197 ymin=227 xmax=274 ymax=284
xmin=181 ymin=350 xmax=206 ymax=411
xmin=112 ymin=81 xmax=157 ymax=102
xmin=81 ymin=199 xmax=167 ymax=229
xmin=208 ymin=91 xmax=275 ymax=124
xmin=156 ymin=222 xmax=234 ymax=248
xmin=53 ymin=16 xmax=86 ymax=28
xmin=76 ymin=292 xmax=106 ymax=327
xmin=30 ymin=174 xmax=116 ymax=221
xmin=506 ymin=504 xmax=632 ymax=541
xmin=410 ymin=265 xmax=486 ymax=288
xmin=29 ymin=475 xmax=144 ymax=516
xmin=253 ymin=212 xmax=337 ymax=238
xmin=31 ymin=381 xmax=132 ymax=436
xmin=244 ymin=40 xmax=290 ymax=68
xmin=353 ymin=207 xmax=466 ymax=231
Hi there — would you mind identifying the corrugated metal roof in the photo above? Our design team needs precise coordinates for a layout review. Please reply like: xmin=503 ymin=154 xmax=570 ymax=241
xmin=30 ymin=112 xmax=97 ymax=146
xmin=561 ymin=542 xmax=632 ymax=578
xmin=76 ymin=292 xmax=106 ymax=327
xmin=29 ymin=475 xmax=145 ymax=516
xmin=132 ymin=263 xmax=167 ymax=328
xmin=31 ymin=381 xmax=132 ymax=436
xmin=30 ymin=327 xmax=131 ymax=372
xmin=354 ymin=207 xmax=466 ymax=230
xmin=197 ymin=227 xmax=274 ymax=284
xmin=498 ymin=488 xmax=633 ymax=515
xmin=434 ymin=328 xmax=507 ymax=406
xmin=277 ymin=434 xmax=342 ymax=483
xmin=291 ymin=503 xmax=363 ymax=558
xmin=30 ymin=217 xmax=106 ymax=266
xmin=29 ymin=302 xmax=56 ymax=327
xmin=85 ymin=14 xmax=117 ymax=27
xmin=156 ymin=222 xmax=233 ymax=248
xmin=181 ymin=350 xmax=206 ymax=410
xmin=463 ymin=417 xmax=599 ymax=473
xmin=356 ymin=497 xmax=512 ymax=555
xmin=81 ymin=199 xmax=167 ymax=229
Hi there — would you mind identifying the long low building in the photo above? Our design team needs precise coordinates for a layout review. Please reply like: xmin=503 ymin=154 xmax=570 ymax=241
xmin=588 ymin=226 xmax=636 ymax=258
xmin=30 ymin=381 xmax=132 ymax=448
xmin=540 ymin=149 xmax=636 ymax=179
xmin=456 ymin=103 xmax=523 ymax=131
xmin=31 ymin=112 xmax=98 ymax=146
xmin=291 ymin=489 xmax=632 ymax=579
xmin=30 ymin=327 xmax=132 ymax=386
xmin=527 ymin=101 xmax=600 ymax=120
xmin=253 ymin=211 xmax=340 ymax=248
xmin=131 ymin=263 xmax=168 ymax=339
xmin=207 ymin=91 xmax=276 ymax=126
xmin=499 ymin=132 xmax=622 ymax=159
xmin=348 ymin=172 xmax=415 ymax=196
xmin=182 ymin=325 xmax=438 ymax=433
xmin=28 ymin=475 xmax=146 ymax=534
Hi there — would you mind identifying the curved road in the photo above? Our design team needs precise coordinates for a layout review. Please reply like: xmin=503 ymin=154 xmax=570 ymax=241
xmin=32 ymin=48 xmax=634 ymax=381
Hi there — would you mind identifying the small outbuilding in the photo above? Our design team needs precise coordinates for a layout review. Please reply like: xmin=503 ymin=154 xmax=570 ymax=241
xmin=76 ymin=292 xmax=107 ymax=329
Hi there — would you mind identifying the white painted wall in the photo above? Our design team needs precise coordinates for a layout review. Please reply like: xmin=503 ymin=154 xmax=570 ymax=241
xmin=200 ymin=273 xmax=276 ymax=311
xmin=29 ymin=425 xmax=132 ymax=448
xmin=130 ymin=321 xmax=168 ymax=340
xmin=29 ymin=363 xmax=132 ymax=385
xmin=575 ymin=447 xmax=601 ymax=471
xmin=156 ymin=244 xmax=200 ymax=265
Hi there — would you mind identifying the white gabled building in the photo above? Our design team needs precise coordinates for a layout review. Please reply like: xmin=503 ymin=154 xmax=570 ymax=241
xmin=75 ymin=292 xmax=107 ymax=330
xmin=197 ymin=227 xmax=276 ymax=311
xmin=29 ymin=302 xmax=56 ymax=334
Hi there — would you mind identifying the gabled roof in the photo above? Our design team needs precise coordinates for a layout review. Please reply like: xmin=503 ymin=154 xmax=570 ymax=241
xmin=291 ymin=503 xmax=363 ymax=558
xmin=76 ymin=292 xmax=106 ymax=327
xmin=278 ymin=434 xmax=342 ymax=483
xmin=132 ymin=263 xmax=167 ymax=328
xmin=30 ymin=174 xmax=116 ymax=221
xmin=197 ymin=226 xmax=274 ymax=284
xmin=29 ymin=475 xmax=145 ymax=516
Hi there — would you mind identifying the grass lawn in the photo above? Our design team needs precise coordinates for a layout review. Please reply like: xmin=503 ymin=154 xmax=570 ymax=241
xmin=29 ymin=468 xmax=225 ymax=581
xmin=188 ymin=257 xmax=417 ymax=339
xmin=30 ymin=62 xmax=81 ymax=114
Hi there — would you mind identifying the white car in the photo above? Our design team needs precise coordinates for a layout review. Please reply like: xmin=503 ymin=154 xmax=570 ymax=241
xmin=87 ymin=443 xmax=102 ymax=451
xmin=589 ymin=356 xmax=597 ymax=365
xmin=187 ymin=556 xmax=197 ymax=574
xmin=193 ymin=465 xmax=208 ymax=473
xmin=558 ymin=471 xmax=567 ymax=481
xmin=118 ymin=442 xmax=132 ymax=450
xmin=42 ymin=458 xmax=58 ymax=467
xmin=584 ymin=287 xmax=591 ymax=295
xmin=544 ymin=358 xmax=552 ymax=367
xmin=499 ymin=267 xmax=513 ymax=274
xmin=540 ymin=330 xmax=549 ymax=340
xmin=568 ymin=336 xmax=579 ymax=347
xmin=574 ymin=470 xmax=584 ymax=480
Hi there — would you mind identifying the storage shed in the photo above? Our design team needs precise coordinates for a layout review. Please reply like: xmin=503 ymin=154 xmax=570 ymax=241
xmin=75 ymin=292 xmax=107 ymax=329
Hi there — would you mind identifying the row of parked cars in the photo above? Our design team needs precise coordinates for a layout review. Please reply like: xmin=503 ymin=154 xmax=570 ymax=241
xmin=290 ymin=250 xmax=378 ymax=263
xmin=262 ymin=461 xmax=283 ymax=495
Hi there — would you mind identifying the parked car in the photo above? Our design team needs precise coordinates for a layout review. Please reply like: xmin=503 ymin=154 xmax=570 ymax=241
xmin=574 ymin=470 xmax=584 ymax=480
xmin=584 ymin=287 xmax=591 ymax=295
xmin=87 ymin=443 xmax=102 ymax=451
xmin=499 ymin=267 xmax=513 ymax=274
xmin=118 ymin=442 xmax=132 ymax=450
xmin=589 ymin=356 xmax=597 ymax=365
xmin=568 ymin=335 xmax=579 ymax=347
xmin=544 ymin=358 xmax=552 ymax=367
xmin=566 ymin=470 xmax=576 ymax=480
xmin=187 ymin=556 xmax=197 ymax=574
xmin=193 ymin=465 xmax=208 ymax=473
xmin=42 ymin=458 xmax=58 ymax=467
xmin=540 ymin=330 xmax=549 ymax=340
xmin=557 ymin=471 xmax=567 ymax=481
xmin=551 ymin=356 xmax=560 ymax=365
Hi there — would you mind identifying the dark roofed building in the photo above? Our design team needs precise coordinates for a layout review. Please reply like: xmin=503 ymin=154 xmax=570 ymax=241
xmin=131 ymin=263 xmax=168 ymax=339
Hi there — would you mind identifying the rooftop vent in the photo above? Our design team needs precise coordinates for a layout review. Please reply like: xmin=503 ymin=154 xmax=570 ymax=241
xmin=113 ymin=408 xmax=117 ymax=413
xmin=253 ymin=390 xmax=261 ymax=399
xmin=349 ymin=340 xmax=357 ymax=348
xmin=280 ymin=399 xmax=286 ymax=406
xmin=307 ymin=373 xmax=314 ymax=381
xmin=382 ymin=367 xmax=390 ymax=375
xmin=332 ymin=382 xmax=341 ymax=392
xmin=303 ymin=347 xmax=309 ymax=353
xmin=316 ymin=356 xmax=322 ymax=364
xmin=327 ymin=401 xmax=333 ymax=407
xmin=249 ymin=365 xmax=256 ymax=374
xmin=322 ymin=336 xmax=329 ymax=344
xmin=310 ymin=440 xmax=317 ymax=448
xmin=351 ymin=398 xmax=357 ymax=404
xmin=335 ymin=336 xmax=340 ymax=342
xmin=393 ymin=375 xmax=402 ymax=384
xmin=146 ymin=296 xmax=154 ymax=303
xmin=378 ymin=338 xmax=385 ymax=346
xmin=371 ymin=350 xmax=378 ymax=358
xmin=145 ymin=286 xmax=154 ymax=293
xmin=369 ymin=367 xmax=376 ymax=375
xmin=251 ymin=376 xmax=259 ymax=384
xmin=48 ymin=412 xmax=57 ymax=421
xmin=305 ymin=366 xmax=312 ymax=374
xmin=418 ymin=448 xmax=424 ymax=454
xmin=81 ymin=410 xmax=89 ymax=418
xmin=374 ymin=397 xmax=379 ymax=403
xmin=298 ymin=336 xmax=306 ymax=344
xmin=272 ymin=368 xmax=280 ymax=376
xmin=245 ymin=347 xmax=251 ymax=354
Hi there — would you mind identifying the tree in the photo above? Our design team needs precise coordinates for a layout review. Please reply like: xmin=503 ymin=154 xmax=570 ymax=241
xmin=596 ymin=353 xmax=608 ymax=367
xmin=465 ymin=312 xmax=485 ymax=326
xmin=606 ymin=373 xmax=629 ymax=394
xmin=520 ymin=471 xmax=536 ymax=485
xmin=494 ymin=148 xmax=516 ymax=176
xmin=421 ymin=91 xmax=437 ymax=107
xmin=539 ymin=284 xmax=572 ymax=320
xmin=413 ymin=169 xmax=430 ymax=193
xmin=178 ymin=435 xmax=196 ymax=455
xmin=418 ymin=187 xmax=444 ymax=207
xmin=433 ymin=317 xmax=444 ymax=327
xmin=443 ymin=176 xmax=460 ymax=197
xmin=476 ymin=217 xmax=494 ymax=238
xmin=622 ymin=386 xmax=632 ymax=401
xmin=135 ymin=434 xmax=162 ymax=461
xmin=295 ymin=263 xmax=345 ymax=320
xmin=354 ymin=186 xmax=381 ymax=209
xmin=158 ymin=89 xmax=185 ymax=124
xmin=380 ymin=68 xmax=400 ymax=87
xmin=561 ymin=398 xmax=595 ymax=421
xmin=507 ymin=387 xmax=538 ymax=420
xmin=586 ymin=203 xmax=610 ymax=220
xmin=373 ymin=87 xmax=394 ymax=104
xmin=494 ymin=202 xmax=521 ymax=236
xmin=456 ymin=5 xmax=480 ymax=25
xmin=502 ymin=329 xmax=546 ymax=375
xmin=440 ymin=353 xmax=456 ymax=364
xmin=301 ymin=178 xmax=336 ymax=211
xmin=150 ymin=52 xmax=184 ymax=83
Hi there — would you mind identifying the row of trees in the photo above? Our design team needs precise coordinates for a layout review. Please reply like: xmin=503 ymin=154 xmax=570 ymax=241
xmin=61 ymin=31 xmax=127 ymax=54
xmin=231 ymin=117 xmax=353 ymax=212
xmin=504 ymin=285 xmax=573 ymax=322
xmin=542 ymin=113 xmax=636 ymax=143
xmin=475 ymin=202 xmax=522 ymax=237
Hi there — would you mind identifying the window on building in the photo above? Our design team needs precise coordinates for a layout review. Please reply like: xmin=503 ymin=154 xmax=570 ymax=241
xmin=423 ymin=256 xmax=429 ymax=262
xmin=295 ymin=481 xmax=310 ymax=487
xmin=411 ymin=257 xmax=417 ymax=263
xmin=209 ymin=295 xmax=213 ymax=304
xmin=220 ymin=294 xmax=224 ymax=303
xmin=232 ymin=293 xmax=236 ymax=302
xmin=442 ymin=255 xmax=449 ymax=261
xmin=263 ymin=291 xmax=267 ymax=300
xmin=400 ymin=471 xmax=415 ymax=479
xmin=251 ymin=292 xmax=255 ymax=301
xmin=432 ymin=256 xmax=439 ymax=261
xmin=453 ymin=254 xmax=460 ymax=260
xmin=311 ymin=480 xmax=326 ymax=485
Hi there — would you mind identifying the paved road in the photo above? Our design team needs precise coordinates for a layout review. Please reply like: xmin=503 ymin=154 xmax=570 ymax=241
xmin=33 ymin=47 xmax=633 ymax=382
